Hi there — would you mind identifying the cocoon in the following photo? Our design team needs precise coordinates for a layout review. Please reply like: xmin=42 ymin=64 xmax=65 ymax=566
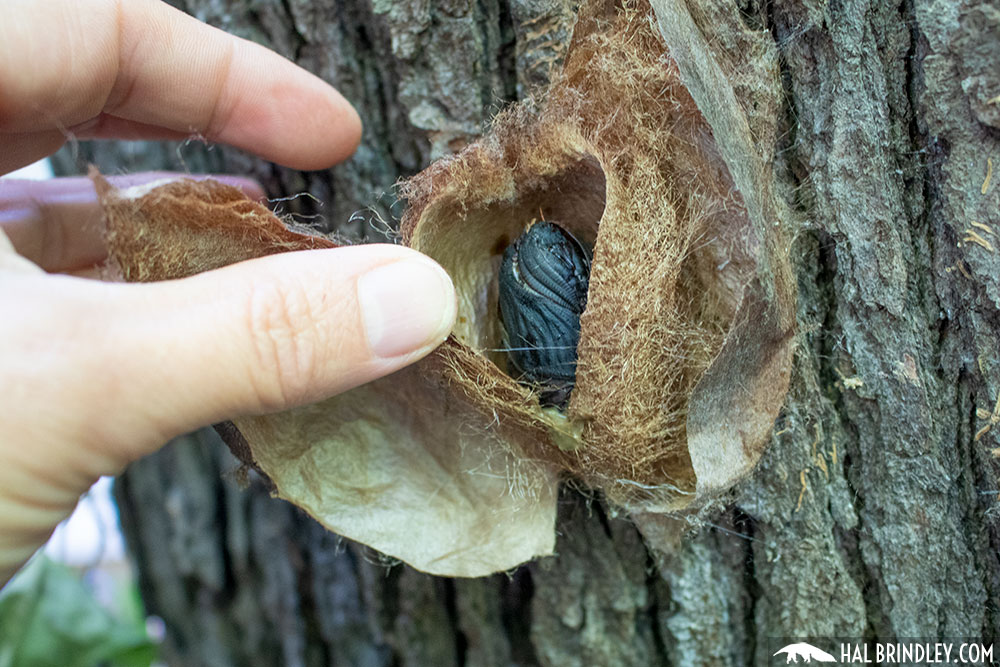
xmin=98 ymin=0 xmax=794 ymax=576
xmin=398 ymin=0 xmax=795 ymax=510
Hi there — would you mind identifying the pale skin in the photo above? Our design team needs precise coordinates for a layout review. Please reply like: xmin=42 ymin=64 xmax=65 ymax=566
xmin=0 ymin=0 xmax=456 ymax=586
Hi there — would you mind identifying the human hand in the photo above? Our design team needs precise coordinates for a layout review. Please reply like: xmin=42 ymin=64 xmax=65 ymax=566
xmin=0 ymin=0 xmax=456 ymax=586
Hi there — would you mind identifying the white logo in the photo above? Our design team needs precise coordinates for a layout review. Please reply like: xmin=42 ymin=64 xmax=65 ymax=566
xmin=773 ymin=642 xmax=837 ymax=663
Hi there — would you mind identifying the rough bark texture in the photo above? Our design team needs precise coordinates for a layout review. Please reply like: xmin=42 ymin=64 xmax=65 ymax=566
xmin=54 ymin=0 xmax=1000 ymax=663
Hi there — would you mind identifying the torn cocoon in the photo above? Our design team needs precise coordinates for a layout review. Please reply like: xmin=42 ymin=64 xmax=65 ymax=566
xmin=98 ymin=0 xmax=794 ymax=577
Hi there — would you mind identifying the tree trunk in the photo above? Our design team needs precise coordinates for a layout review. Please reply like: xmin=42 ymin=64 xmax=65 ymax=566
xmin=59 ymin=0 xmax=1000 ymax=663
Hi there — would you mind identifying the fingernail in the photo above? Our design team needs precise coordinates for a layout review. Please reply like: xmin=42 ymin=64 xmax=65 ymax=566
xmin=357 ymin=258 xmax=456 ymax=358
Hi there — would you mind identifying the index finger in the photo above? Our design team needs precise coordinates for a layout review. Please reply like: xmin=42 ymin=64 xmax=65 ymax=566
xmin=0 ymin=0 xmax=362 ymax=171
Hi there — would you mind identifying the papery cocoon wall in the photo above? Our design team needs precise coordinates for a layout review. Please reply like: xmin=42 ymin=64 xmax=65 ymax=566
xmin=97 ymin=0 xmax=794 ymax=576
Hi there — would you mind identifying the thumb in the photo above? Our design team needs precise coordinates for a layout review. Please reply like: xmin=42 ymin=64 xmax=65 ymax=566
xmin=88 ymin=244 xmax=456 ymax=463
xmin=0 ymin=243 xmax=454 ymax=586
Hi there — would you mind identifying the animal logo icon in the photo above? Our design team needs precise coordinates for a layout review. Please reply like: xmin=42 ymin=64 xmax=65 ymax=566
xmin=773 ymin=642 xmax=837 ymax=663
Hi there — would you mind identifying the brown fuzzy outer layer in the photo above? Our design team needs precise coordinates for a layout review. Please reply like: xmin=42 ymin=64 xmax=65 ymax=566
xmin=95 ymin=170 xmax=336 ymax=282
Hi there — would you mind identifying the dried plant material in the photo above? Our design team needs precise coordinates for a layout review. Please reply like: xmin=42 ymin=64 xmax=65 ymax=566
xmin=974 ymin=394 xmax=1000 ymax=442
xmin=964 ymin=229 xmax=995 ymax=252
xmin=96 ymin=173 xmax=559 ymax=577
xmin=98 ymin=0 xmax=795 ymax=575
xmin=971 ymin=221 xmax=995 ymax=236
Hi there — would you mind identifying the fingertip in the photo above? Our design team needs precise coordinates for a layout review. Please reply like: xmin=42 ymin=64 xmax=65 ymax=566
xmin=197 ymin=34 xmax=363 ymax=171
xmin=267 ymin=72 xmax=363 ymax=170
xmin=114 ymin=244 xmax=453 ymax=431
xmin=332 ymin=98 xmax=363 ymax=166
xmin=356 ymin=251 xmax=456 ymax=359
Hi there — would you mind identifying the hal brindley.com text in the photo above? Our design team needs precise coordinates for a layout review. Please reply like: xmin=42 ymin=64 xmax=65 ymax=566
xmin=840 ymin=642 xmax=994 ymax=664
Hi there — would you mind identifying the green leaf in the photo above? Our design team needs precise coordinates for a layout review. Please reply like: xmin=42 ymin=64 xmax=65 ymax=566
xmin=0 ymin=555 xmax=156 ymax=667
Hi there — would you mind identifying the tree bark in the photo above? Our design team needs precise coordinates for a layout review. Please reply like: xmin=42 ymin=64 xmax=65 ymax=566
xmin=56 ymin=0 xmax=1000 ymax=663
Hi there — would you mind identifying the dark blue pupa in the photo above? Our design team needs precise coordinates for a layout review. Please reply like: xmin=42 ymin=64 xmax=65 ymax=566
xmin=498 ymin=221 xmax=591 ymax=407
